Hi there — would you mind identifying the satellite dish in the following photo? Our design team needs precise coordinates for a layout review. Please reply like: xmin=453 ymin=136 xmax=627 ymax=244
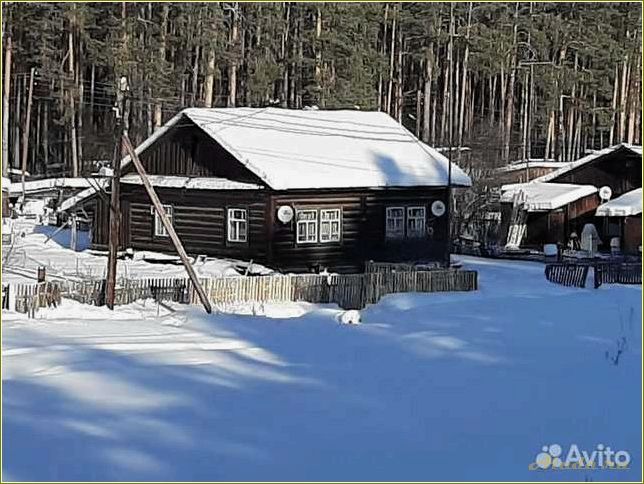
xmin=431 ymin=200 xmax=446 ymax=217
xmin=599 ymin=186 xmax=612 ymax=201
xmin=277 ymin=205 xmax=294 ymax=223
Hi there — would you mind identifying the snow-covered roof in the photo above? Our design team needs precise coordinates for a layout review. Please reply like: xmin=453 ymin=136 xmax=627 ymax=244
xmin=532 ymin=144 xmax=642 ymax=183
xmin=122 ymin=107 xmax=472 ymax=190
xmin=501 ymin=182 xmax=598 ymax=212
xmin=595 ymin=188 xmax=642 ymax=217
xmin=8 ymin=177 xmax=98 ymax=195
xmin=121 ymin=174 xmax=264 ymax=191
xmin=58 ymin=179 xmax=109 ymax=212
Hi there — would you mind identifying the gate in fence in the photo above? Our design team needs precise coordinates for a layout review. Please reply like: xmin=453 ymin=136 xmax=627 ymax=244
xmin=545 ymin=262 xmax=642 ymax=289
xmin=594 ymin=263 xmax=642 ymax=288
xmin=544 ymin=263 xmax=590 ymax=288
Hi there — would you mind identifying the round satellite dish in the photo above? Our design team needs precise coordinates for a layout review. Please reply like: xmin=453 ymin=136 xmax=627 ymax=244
xmin=431 ymin=200 xmax=446 ymax=217
xmin=277 ymin=205 xmax=294 ymax=223
xmin=599 ymin=186 xmax=612 ymax=201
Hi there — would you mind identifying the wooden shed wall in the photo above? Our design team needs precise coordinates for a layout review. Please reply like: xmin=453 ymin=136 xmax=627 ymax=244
xmin=623 ymin=215 xmax=642 ymax=255
xmin=551 ymin=148 xmax=641 ymax=198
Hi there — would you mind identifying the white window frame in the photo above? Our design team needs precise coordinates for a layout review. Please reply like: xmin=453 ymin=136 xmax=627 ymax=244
xmin=385 ymin=206 xmax=405 ymax=239
xmin=319 ymin=208 xmax=342 ymax=243
xmin=227 ymin=208 xmax=248 ymax=243
xmin=153 ymin=204 xmax=173 ymax=237
xmin=296 ymin=209 xmax=318 ymax=244
xmin=406 ymin=206 xmax=426 ymax=238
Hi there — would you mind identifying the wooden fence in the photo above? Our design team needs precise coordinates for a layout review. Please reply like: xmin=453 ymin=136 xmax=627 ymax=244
xmin=545 ymin=262 xmax=642 ymax=289
xmin=364 ymin=260 xmax=443 ymax=274
xmin=544 ymin=263 xmax=590 ymax=288
xmin=3 ymin=269 xmax=478 ymax=317
xmin=594 ymin=263 xmax=642 ymax=288
xmin=5 ymin=282 xmax=63 ymax=318
xmin=197 ymin=270 xmax=478 ymax=310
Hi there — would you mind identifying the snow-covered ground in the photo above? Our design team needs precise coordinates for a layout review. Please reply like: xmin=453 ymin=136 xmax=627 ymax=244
xmin=1 ymin=219 xmax=272 ymax=284
xmin=2 ymin=257 xmax=641 ymax=481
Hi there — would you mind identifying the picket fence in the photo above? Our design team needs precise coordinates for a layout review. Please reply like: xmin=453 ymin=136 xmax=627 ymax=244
xmin=2 ymin=268 xmax=478 ymax=318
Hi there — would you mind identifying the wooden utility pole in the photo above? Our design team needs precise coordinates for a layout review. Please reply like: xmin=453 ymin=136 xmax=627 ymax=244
xmin=122 ymin=135 xmax=213 ymax=314
xmin=105 ymin=76 xmax=128 ymax=310
xmin=20 ymin=67 xmax=35 ymax=198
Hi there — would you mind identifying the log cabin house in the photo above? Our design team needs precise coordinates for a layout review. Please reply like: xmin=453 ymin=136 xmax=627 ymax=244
xmin=499 ymin=143 xmax=642 ymax=254
xmin=61 ymin=108 xmax=471 ymax=273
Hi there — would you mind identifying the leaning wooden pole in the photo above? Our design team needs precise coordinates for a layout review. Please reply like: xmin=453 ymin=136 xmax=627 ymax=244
xmin=122 ymin=134 xmax=212 ymax=314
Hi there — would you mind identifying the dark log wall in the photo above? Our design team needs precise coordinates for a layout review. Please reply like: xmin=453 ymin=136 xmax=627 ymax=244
xmin=113 ymin=184 xmax=269 ymax=260
xmin=270 ymin=188 xmax=449 ymax=272
xmin=623 ymin=215 xmax=642 ymax=255
xmin=551 ymin=148 xmax=641 ymax=198
xmin=92 ymin=186 xmax=450 ymax=273
xmin=123 ymin=116 xmax=265 ymax=185
xmin=91 ymin=185 xmax=268 ymax=257
xmin=517 ymin=193 xmax=600 ymax=248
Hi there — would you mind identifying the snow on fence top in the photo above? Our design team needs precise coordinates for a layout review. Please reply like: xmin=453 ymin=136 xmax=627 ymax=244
xmin=120 ymin=174 xmax=264 ymax=191
xmin=531 ymin=143 xmax=642 ymax=184
xmin=595 ymin=188 xmax=642 ymax=217
xmin=121 ymin=107 xmax=472 ymax=190
xmin=7 ymin=177 xmax=98 ymax=195
xmin=500 ymin=182 xmax=597 ymax=211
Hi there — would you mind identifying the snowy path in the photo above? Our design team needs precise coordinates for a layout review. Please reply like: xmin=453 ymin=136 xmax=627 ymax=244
xmin=2 ymin=257 xmax=641 ymax=481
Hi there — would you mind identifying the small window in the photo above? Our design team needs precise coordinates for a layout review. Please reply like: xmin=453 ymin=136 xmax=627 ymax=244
xmin=320 ymin=209 xmax=341 ymax=242
xmin=296 ymin=209 xmax=318 ymax=244
xmin=407 ymin=206 xmax=426 ymax=238
xmin=385 ymin=207 xmax=405 ymax=239
xmin=153 ymin=204 xmax=173 ymax=237
xmin=227 ymin=208 xmax=248 ymax=243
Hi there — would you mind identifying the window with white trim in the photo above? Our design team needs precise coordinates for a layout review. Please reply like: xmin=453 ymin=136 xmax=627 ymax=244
xmin=406 ymin=206 xmax=426 ymax=238
xmin=153 ymin=204 xmax=173 ymax=237
xmin=227 ymin=208 xmax=248 ymax=242
xmin=320 ymin=209 xmax=341 ymax=242
xmin=385 ymin=207 xmax=405 ymax=239
xmin=296 ymin=209 xmax=318 ymax=243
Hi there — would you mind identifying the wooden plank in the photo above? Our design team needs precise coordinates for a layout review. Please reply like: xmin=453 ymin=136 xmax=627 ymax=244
xmin=123 ymin=134 xmax=212 ymax=314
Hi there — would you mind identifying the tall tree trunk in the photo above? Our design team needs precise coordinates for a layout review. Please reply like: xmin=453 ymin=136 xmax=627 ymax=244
xmin=386 ymin=5 xmax=396 ymax=115
xmin=68 ymin=27 xmax=79 ymax=177
xmin=315 ymin=5 xmax=323 ymax=105
xmin=422 ymin=45 xmax=433 ymax=143
xmin=2 ymin=32 xmax=11 ymax=176
xmin=502 ymin=3 xmax=519 ymax=163
xmin=618 ymin=53 xmax=630 ymax=142
xmin=280 ymin=3 xmax=290 ymax=107
xmin=155 ymin=3 xmax=169 ymax=128
xmin=377 ymin=4 xmax=388 ymax=111
xmin=457 ymin=2 xmax=472 ymax=149
xmin=609 ymin=63 xmax=619 ymax=145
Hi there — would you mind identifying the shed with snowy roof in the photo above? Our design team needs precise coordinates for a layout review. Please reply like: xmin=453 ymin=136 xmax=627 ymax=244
xmin=62 ymin=107 xmax=471 ymax=272
xmin=498 ymin=144 xmax=641 ymax=253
